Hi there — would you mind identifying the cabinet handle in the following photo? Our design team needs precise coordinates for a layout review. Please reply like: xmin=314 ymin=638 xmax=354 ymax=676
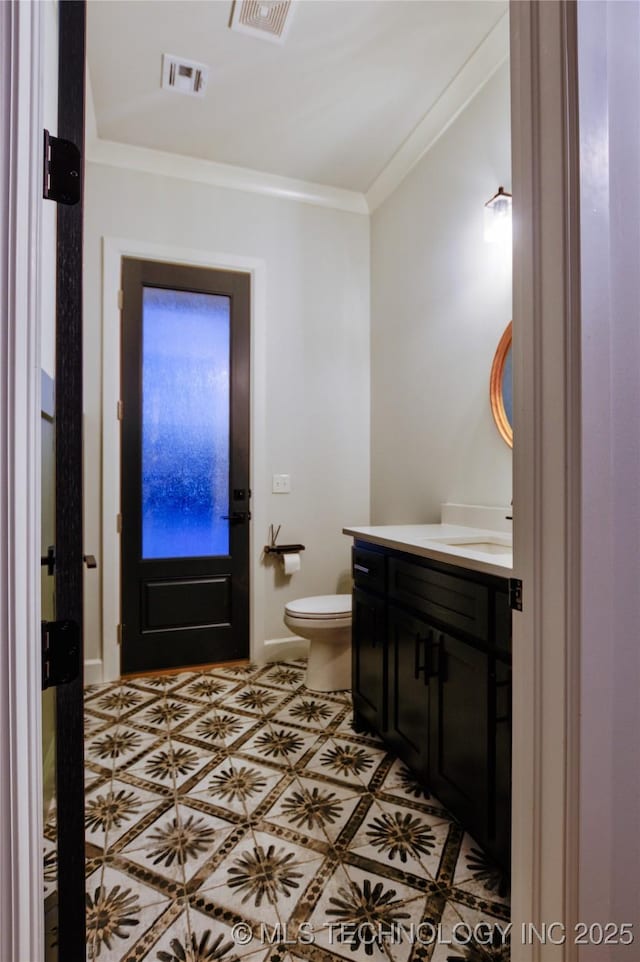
xmin=354 ymin=563 xmax=370 ymax=575
xmin=428 ymin=637 xmax=442 ymax=680
xmin=415 ymin=631 xmax=429 ymax=681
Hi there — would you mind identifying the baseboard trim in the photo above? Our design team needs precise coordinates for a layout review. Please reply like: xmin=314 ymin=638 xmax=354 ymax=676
xmin=84 ymin=658 xmax=103 ymax=685
xmin=262 ymin=636 xmax=309 ymax=663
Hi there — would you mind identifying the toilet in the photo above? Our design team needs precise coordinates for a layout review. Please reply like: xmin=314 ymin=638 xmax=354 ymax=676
xmin=283 ymin=594 xmax=352 ymax=692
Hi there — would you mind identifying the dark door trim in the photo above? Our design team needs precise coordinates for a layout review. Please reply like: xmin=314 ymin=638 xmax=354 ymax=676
xmin=54 ymin=1 xmax=87 ymax=957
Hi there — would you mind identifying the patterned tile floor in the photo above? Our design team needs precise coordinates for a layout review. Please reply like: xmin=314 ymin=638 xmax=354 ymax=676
xmin=46 ymin=659 xmax=511 ymax=962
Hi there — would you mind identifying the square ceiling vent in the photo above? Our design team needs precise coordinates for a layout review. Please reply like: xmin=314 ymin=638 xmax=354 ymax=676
xmin=229 ymin=1 xmax=295 ymax=44
xmin=161 ymin=55 xmax=209 ymax=97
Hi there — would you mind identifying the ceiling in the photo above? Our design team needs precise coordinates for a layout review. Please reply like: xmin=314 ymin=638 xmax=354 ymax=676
xmin=87 ymin=0 xmax=507 ymax=194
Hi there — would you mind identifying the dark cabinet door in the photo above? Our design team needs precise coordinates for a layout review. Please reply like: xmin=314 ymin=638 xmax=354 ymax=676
xmin=352 ymin=588 xmax=387 ymax=731
xmin=387 ymin=604 xmax=431 ymax=778
xmin=429 ymin=631 xmax=489 ymax=842
xmin=489 ymin=657 xmax=512 ymax=869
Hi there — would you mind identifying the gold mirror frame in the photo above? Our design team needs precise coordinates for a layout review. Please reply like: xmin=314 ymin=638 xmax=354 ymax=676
xmin=490 ymin=321 xmax=513 ymax=448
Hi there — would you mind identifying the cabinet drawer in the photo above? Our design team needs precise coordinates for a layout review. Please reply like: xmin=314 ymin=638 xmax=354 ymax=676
xmin=388 ymin=557 xmax=488 ymax=641
xmin=352 ymin=545 xmax=386 ymax=594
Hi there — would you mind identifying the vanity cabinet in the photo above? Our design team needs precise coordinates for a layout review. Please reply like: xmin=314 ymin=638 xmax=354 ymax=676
xmin=351 ymin=540 xmax=511 ymax=870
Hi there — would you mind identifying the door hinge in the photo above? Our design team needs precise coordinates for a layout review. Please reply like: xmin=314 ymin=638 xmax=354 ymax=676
xmin=117 ymin=400 xmax=124 ymax=420
xmin=118 ymin=289 xmax=124 ymax=311
xmin=508 ymin=578 xmax=523 ymax=612
xmin=41 ymin=620 xmax=80 ymax=689
xmin=42 ymin=130 xmax=81 ymax=205
xmin=117 ymin=624 xmax=123 ymax=646
xmin=117 ymin=513 xmax=123 ymax=533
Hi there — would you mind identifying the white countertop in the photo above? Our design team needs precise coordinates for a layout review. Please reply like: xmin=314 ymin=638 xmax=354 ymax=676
xmin=343 ymin=523 xmax=513 ymax=578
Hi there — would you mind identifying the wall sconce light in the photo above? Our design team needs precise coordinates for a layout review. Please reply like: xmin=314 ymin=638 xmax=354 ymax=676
xmin=484 ymin=186 xmax=512 ymax=244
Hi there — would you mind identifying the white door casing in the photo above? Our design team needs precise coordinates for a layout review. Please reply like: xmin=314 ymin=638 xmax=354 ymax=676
xmin=100 ymin=237 xmax=268 ymax=683
xmin=510 ymin=2 xmax=582 ymax=958
xmin=0 ymin=1 xmax=46 ymax=960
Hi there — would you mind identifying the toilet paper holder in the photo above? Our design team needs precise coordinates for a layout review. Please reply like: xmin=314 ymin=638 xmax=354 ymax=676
xmin=264 ymin=523 xmax=305 ymax=556
xmin=264 ymin=544 xmax=305 ymax=555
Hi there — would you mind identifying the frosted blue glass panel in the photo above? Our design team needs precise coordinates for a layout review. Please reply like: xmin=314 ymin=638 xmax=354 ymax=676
xmin=142 ymin=287 xmax=230 ymax=559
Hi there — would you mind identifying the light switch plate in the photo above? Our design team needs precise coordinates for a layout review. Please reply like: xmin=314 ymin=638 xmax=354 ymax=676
xmin=272 ymin=474 xmax=291 ymax=494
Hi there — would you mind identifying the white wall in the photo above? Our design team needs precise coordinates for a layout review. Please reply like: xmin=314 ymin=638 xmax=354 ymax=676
xmin=370 ymin=63 xmax=512 ymax=523
xmin=83 ymin=165 xmax=370 ymax=673
xmin=578 ymin=2 xmax=640 ymax=954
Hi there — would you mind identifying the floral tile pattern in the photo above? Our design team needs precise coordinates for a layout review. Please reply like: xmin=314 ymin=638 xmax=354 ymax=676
xmin=69 ymin=659 xmax=510 ymax=960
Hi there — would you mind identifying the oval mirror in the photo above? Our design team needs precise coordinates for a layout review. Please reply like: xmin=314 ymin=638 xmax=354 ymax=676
xmin=490 ymin=321 xmax=513 ymax=447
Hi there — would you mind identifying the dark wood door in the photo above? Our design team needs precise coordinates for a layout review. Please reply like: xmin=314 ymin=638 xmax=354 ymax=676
xmin=45 ymin=2 xmax=87 ymax=958
xmin=386 ymin=604 xmax=431 ymax=778
xmin=429 ymin=630 xmax=489 ymax=843
xmin=352 ymin=588 xmax=387 ymax=731
xmin=120 ymin=259 xmax=250 ymax=673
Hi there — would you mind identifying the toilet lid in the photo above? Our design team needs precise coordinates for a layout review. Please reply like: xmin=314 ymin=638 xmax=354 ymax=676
xmin=285 ymin=594 xmax=352 ymax=619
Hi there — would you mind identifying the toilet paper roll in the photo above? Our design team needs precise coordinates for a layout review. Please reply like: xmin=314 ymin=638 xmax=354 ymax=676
xmin=282 ymin=552 xmax=301 ymax=575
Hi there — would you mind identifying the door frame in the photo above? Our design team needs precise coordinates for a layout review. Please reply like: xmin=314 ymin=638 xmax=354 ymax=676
xmin=5 ymin=1 xmax=623 ymax=956
xmin=510 ymin=2 xmax=581 ymax=955
xmin=0 ymin=2 xmax=47 ymax=960
xmin=100 ymin=237 xmax=268 ymax=682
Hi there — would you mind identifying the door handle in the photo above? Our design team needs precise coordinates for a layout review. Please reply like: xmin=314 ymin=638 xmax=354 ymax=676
xmin=41 ymin=546 xmax=98 ymax=572
xmin=221 ymin=511 xmax=250 ymax=522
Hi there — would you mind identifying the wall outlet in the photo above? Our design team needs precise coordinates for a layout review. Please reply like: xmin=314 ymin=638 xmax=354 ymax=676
xmin=272 ymin=474 xmax=291 ymax=494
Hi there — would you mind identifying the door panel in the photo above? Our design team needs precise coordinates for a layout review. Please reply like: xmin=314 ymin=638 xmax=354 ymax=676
xmin=429 ymin=631 xmax=489 ymax=842
xmin=144 ymin=576 xmax=231 ymax=629
xmin=387 ymin=604 xmax=431 ymax=778
xmin=121 ymin=258 xmax=250 ymax=673
xmin=352 ymin=587 xmax=386 ymax=731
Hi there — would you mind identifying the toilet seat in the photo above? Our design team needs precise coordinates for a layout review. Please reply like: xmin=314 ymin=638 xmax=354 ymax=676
xmin=284 ymin=594 xmax=352 ymax=621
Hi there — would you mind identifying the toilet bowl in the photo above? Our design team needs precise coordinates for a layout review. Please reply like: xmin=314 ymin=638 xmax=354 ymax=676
xmin=283 ymin=594 xmax=352 ymax=692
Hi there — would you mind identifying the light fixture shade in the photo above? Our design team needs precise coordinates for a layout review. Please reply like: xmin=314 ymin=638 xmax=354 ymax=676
xmin=484 ymin=186 xmax=512 ymax=244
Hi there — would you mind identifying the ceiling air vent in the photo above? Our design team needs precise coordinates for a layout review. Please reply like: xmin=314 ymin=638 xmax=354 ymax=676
xmin=161 ymin=55 xmax=209 ymax=97
xmin=229 ymin=0 xmax=295 ymax=44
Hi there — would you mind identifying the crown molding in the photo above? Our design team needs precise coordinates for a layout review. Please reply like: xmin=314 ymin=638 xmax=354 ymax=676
xmin=366 ymin=12 xmax=509 ymax=212
xmin=86 ymin=138 xmax=369 ymax=215
xmin=86 ymin=11 xmax=508 ymax=218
